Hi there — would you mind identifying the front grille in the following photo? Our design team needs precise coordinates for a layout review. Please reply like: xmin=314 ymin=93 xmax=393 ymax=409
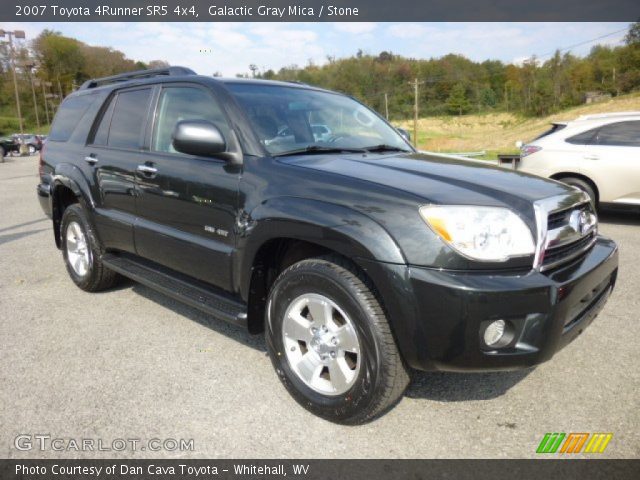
xmin=546 ymin=203 xmax=589 ymax=230
xmin=539 ymin=201 xmax=597 ymax=271
xmin=542 ymin=232 xmax=596 ymax=269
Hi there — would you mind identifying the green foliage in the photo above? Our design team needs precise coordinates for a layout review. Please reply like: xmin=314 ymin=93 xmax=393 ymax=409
xmin=0 ymin=116 xmax=21 ymax=136
xmin=446 ymin=84 xmax=471 ymax=115
xmin=258 ymin=22 xmax=640 ymax=119
xmin=0 ymin=30 xmax=161 ymax=133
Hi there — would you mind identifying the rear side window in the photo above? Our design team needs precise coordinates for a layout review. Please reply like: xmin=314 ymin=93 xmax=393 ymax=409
xmin=92 ymin=95 xmax=116 ymax=146
xmin=566 ymin=128 xmax=598 ymax=145
xmin=595 ymin=121 xmax=640 ymax=147
xmin=95 ymin=88 xmax=151 ymax=149
xmin=49 ymin=94 xmax=97 ymax=142
xmin=533 ymin=123 xmax=566 ymax=141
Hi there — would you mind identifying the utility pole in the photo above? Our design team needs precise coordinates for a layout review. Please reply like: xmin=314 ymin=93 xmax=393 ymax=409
xmin=384 ymin=92 xmax=389 ymax=120
xmin=24 ymin=63 xmax=40 ymax=129
xmin=0 ymin=29 xmax=26 ymax=136
xmin=39 ymin=80 xmax=51 ymax=125
xmin=408 ymin=78 xmax=424 ymax=148
xmin=56 ymin=73 xmax=64 ymax=103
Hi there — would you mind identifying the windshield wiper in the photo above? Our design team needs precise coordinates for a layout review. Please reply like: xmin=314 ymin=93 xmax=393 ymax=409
xmin=363 ymin=144 xmax=411 ymax=153
xmin=272 ymin=145 xmax=367 ymax=157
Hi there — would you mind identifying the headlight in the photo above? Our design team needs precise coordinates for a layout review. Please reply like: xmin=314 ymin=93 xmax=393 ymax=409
xmin=419 ymin=205 xmax=535 ymax=262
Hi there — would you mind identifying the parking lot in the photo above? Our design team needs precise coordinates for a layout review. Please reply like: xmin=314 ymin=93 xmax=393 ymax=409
xmin=0 ymin=154 xmax=638 ymax=459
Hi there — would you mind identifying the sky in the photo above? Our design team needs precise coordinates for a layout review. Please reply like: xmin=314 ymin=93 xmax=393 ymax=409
xmin=2 ymin=22 xmax=631 ymax=76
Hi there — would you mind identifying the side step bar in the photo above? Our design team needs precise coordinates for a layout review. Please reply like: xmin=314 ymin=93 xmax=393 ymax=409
xmin=101 ymin=253 xmax=248 ymax=328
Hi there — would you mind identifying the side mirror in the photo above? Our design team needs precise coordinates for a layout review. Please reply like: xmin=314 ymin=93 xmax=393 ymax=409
xmin=172 ymin=120 xmax=226 ymax=157
xmin=515 ymin=140 xmax=523 ymax=149
xmin=396 ymin=127 xmax=411 ymax=141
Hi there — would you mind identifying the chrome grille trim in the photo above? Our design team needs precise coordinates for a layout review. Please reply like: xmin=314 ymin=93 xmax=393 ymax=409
xmin=532 ymin=190 xmax=596 ymax=272
xmin=541 ymin=233 xmax=598 ymax=271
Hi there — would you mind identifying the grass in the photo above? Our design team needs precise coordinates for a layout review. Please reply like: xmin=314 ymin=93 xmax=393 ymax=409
xmin=398 ymin=92 xmax=640 ymax=159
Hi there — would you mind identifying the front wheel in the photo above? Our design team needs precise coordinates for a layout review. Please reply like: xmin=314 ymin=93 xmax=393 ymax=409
xmin=266 ymin=255 xmax=409 ymax=424
xmin=28 ymin=144 xmax=36 ymax=155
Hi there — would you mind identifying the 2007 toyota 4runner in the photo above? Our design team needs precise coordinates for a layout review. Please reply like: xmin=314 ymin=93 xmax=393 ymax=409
xmin=37 ymin=67 xmax=618 ymax=424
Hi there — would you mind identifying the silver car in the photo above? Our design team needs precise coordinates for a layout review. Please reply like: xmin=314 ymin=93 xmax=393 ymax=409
xmin=516 ymin=112 xmax=640 ymax=209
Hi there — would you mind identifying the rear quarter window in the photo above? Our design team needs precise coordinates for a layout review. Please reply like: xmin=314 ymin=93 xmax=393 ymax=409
xmin=533 ymin=123 xmax=566 ymax=141
xmin=49 ymin=94 xmax=97 ymax=142
xmin=565 ymin=128 xmax=598 ymax=145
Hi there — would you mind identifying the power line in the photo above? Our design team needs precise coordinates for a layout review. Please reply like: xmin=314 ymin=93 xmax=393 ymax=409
xmin=536 ymin=26 xmax=630 ymax=60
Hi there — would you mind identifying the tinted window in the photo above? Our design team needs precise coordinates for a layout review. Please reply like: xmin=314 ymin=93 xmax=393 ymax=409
xmin=92 ymin=95 xmax=116 ymax=146
xmin=566 ymin=128 xmax=598 ymax=145
xmin=49 ymin=94 xmax=97 ymax=142
xmin=533 ymin=123 xmax=566 ymax=141
xmin=595 ymin=121 xmax=640 ymax=146
xmin=107 ymin=88 xmax=151 ymax=149
xmin=152 ymin=86 xmax=230 ymax=153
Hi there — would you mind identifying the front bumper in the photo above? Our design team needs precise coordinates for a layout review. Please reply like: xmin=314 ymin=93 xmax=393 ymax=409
xmin=361 ymin=236 xmax=618 ymax=372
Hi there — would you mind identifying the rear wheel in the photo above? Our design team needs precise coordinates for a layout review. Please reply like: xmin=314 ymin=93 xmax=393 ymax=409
xmin=558 ymin=176 xmax=597 ymax=209
xmin=61 ymin=204 xmax=119 ymax=292
xmin=266 ymin=255 xmax=410 ymax=424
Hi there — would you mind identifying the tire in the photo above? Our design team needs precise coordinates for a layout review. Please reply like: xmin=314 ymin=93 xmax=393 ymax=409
xmin=61 ymin=204 xmax=119 ymax=292
xmin=0 ymin=146 xmax=5 ymax=162
xmin=28 ymin=144 xmax=36 ymax=155
xmin=559 ymin=177 xmax=597 ymax=209
xmin=266 ymin=255 xmax=410 ymax=424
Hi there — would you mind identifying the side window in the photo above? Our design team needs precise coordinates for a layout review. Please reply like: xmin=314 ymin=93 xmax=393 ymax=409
xmin=152 ymin=86 xmax=231 ymax=154
xmin=107 ymin=88 xmax=151 ymax=149
xmin=595 ymin=121 xmax=640 ymax=147
xmin=49 ymin=94 xmax=97 ymax=142
xmin=566 ymin=128 xmax=598 ymax=145
xmin=92 ymin=95 xmax=116 ymax=146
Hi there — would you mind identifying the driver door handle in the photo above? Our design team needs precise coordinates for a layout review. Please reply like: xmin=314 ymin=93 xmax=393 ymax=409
xmin=84 ymin=156 xmax=98 ymax=165
xmin=583 ymin=154 xmax=599 ymax=160
xmin=136 ymin=164 xmax=158 ymax=175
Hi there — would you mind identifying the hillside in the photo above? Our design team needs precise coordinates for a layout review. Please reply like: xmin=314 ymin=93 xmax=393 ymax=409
xmin=398 ymin=92 xmax=640 ymax=157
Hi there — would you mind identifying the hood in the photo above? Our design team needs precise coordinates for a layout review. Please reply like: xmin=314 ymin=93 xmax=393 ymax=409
xmin=278 ymin=151 xmax=573 ymax=211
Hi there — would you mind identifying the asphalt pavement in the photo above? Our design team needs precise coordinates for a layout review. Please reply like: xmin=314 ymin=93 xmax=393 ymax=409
xmin=1 ymin=154 xmax=638 ymax=458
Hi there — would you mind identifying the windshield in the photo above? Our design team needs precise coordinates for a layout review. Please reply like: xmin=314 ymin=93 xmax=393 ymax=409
xmin=226 ymin=83 xmax=412 ymax=155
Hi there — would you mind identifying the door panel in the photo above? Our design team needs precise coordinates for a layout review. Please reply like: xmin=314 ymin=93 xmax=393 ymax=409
xmin=134 ymin=85 xmax=240 ymax=291
xmin=88 ymin=87 xmax=152 ymax=253
xmin=582 ymin=145 xmax=640 ymax=204
xmin=581 ymin=121 xmax=640 ymax=204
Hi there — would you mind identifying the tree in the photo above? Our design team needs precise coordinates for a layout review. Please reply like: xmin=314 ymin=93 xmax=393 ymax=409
xmin=148 ymin=60 xmax=170 ymax=69
xmin=625 ymin=21 xmax=640 ymax=46
xmin=446 ymin=84 xmax=471 ymax=115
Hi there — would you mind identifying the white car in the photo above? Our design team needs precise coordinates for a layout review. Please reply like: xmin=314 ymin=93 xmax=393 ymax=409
xmin=516 ymin=112 xmax=640 ymax=209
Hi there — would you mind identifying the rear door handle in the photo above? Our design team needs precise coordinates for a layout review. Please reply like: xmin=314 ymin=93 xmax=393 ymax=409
xmin=583 ymin=154 xmax=599 ymax=160
xmin=136 ymin=164 xmax=158 ymax=175
xmin=84 ymin=156 xmax=98 ymax=165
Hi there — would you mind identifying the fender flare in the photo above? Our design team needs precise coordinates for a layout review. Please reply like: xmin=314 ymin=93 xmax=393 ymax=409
xmin=50 ymin=163 xmax=96 ymax=248
xmin=236 ymin=196 xmax=406 ymax=299
xmin=52 ymin=163 xmax=95 ymax=209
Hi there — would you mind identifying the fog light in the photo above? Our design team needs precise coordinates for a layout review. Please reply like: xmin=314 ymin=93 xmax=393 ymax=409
xmin=484 ymin=320 xmax=506 ymax=346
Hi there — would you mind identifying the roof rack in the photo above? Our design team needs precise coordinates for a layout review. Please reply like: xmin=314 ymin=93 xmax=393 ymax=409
xmin=79 ymin=66 xmax=197 ymax=90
